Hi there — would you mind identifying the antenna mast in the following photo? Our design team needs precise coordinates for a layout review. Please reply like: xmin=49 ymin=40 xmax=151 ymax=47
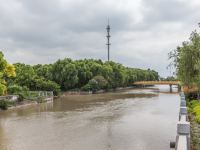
xmin=106 ymin=19 xmax=111 ymax=61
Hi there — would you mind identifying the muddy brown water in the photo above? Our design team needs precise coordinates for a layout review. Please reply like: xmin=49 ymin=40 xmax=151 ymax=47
xmin=0 ymin=85 xmax=179 ymax=150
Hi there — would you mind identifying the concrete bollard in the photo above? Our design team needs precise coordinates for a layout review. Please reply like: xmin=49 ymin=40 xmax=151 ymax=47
xmin=181 ymin=96 xmax=186 ymax=101
xmin=170 ymin=141 xmax=176 ymax=148
xmin=180 ymin=100 xmax=186 ymax=107
xmin=177 ymin=122 xmax=190 ymax=135
xmin=180 ymin=107 xmax=187 ymax=115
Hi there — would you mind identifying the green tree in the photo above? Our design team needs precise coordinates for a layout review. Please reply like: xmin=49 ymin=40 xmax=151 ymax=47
xmin=169 ymin=31 xmax=200 ymax=88
xmin=0 ymin=51 xmax=16 ymax=95
xmin=51 ymin=58 xmax=78 ymax=90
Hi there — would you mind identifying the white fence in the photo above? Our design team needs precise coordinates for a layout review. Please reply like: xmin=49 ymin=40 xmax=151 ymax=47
xmin=0 ymin=95 xmax=19 ymax=101
xmin=38 ymin=91 xmax=54 ymax=97
xmin=0 ymin=91 xmax=54 ymax=102
xmin=171 ymin=92 xmax=190 ymax=150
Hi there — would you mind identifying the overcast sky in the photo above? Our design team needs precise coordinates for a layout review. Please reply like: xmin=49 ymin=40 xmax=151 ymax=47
xmin=0 ymin=0 xmax=200 ymax=77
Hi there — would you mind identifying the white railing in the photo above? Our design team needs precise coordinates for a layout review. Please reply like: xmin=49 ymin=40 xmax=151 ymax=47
xmin=38 ymin=91 xmax=54 ymax=97
xmin=0 ymin=95 xmax=19 ymax=101
xmin=171 ymin=92 xmax=190 ymax=150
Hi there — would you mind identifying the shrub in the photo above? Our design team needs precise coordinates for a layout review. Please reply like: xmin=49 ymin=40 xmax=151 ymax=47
xmin=34 ymin=78 xmax=60 ymax=95
xmin=195 ymin=115 xmax=200 ymax=123
xmin=18 ymin=93 xmax=24 ymax=102
xmin=93 ymin=75 xmax=108 ymax=89
xmin=189 ymin=100 xmax=200 ymax=124
xmin=0 ymin=100 xmax=8 ymax=110
xmin=0 ymin=83 xmax=7 ymax=95
xmin=87 ymin=79 xmax=99 ymax=92
xmin=81 ymin=84 xmax=91 ymax=91
xmin=7 ymin=84 xmax=23 ymax=94
xmin=189 ymin=100 xmax=200 ymax=109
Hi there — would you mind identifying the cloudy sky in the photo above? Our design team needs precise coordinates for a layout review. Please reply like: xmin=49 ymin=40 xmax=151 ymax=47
xmin=0 ymin=0 xmax=200 ymax=77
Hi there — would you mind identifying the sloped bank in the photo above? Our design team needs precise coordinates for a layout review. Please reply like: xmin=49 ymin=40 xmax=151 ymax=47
xmin=0 ymin=91 xmax=54 ymax=111
xmin=187 ymin=100 xmax=200 ymax=150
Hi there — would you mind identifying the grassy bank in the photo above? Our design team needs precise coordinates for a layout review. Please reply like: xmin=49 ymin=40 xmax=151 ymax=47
xmin=188 ymin=100 xmax=200 ymax=149
xmin=0 ymin=91 xmax=53 ymax=110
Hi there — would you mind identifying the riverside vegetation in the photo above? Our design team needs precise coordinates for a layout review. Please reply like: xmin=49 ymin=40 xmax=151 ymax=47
xmin=0 ymin=51 xmax=159 ymax=110
xmin=169 ymin=30 xmax=200 ymax=149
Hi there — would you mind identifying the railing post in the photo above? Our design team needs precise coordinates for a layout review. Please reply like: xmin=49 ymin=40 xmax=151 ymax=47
xmin=171 ymin=92 xmax=190 ymax=150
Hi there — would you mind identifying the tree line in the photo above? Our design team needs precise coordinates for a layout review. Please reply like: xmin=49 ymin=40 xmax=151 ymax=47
xmin=0 ymin=51 xmax=159 ymax=95
xmin=169 ymin=31 xmax=200 ymax=88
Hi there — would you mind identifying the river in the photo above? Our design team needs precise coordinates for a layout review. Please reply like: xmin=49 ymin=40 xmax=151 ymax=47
xmin=0 ymin=85 xmax=179 ymax=150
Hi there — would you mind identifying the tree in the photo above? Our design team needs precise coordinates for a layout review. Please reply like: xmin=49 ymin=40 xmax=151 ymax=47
xmin=0 ymin=51 xmax=16 ymax=95
xmin=169 ymin=31 xmax=200 ymax=88
xmin=93 ymin=76 xmax=108 ymax=89
xmin=13 ymin=63 xmax=60 ymax=95
xmin=51 ymin=58 xmax=78 ymax=90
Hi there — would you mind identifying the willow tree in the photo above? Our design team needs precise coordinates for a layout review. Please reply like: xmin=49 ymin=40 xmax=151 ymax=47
xmin=169 ymin=31 xmax=200 ymax=88
xmin=0 ymin=51 xmax=16 ymax=95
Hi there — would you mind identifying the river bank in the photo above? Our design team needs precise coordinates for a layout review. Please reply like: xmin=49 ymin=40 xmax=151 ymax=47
xmin=0 ymin=91 xmax=54 ymax=111
xmin=0 ymin=86 xmax=161 ymax=111
xmin=189 ymin=113 xmax=200 ymax=150
xmin=61 ymin=86 xmax=155 ymax=96
xmin=187 ymin=99 xmax=200 ymax=150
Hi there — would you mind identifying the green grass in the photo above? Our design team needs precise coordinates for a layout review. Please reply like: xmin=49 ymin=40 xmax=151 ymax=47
xmin=0 ymin=100 xmax=16 ymax=110
xmin=188 ymin=100 xmax=200 ymax=123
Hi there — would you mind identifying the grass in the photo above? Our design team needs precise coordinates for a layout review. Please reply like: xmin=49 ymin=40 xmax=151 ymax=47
xmin=188 ymin=100 xmax=200 ymax=123
xmin=0 ymin=100 xmax=16 ymax=110
xmin=188 ymin=100 xmax=200 ymax=150
xmin=0 ymin=91 xmax=52 ymax=110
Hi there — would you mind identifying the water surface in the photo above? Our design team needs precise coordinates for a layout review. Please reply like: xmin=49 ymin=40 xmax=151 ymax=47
xmin=0 ymin=85 xmax=179 ymax=150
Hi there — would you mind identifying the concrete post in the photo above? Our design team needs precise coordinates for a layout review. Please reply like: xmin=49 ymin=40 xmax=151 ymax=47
xmin=169 ymin=84 xmax=172 ymax=92
xmin=180 ymin=107 xmax=187 ymax=115
xmin=177 ymin=122 xmax=190 ymax=135
xmin=181 ymin=96 xmax=186 ymax=101
xmin=180 ymin=100 xmax=186 ymax=107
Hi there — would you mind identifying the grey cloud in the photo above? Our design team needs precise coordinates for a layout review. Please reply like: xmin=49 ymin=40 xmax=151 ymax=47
xmin=0 ymin=0 xmax=200 ymax=77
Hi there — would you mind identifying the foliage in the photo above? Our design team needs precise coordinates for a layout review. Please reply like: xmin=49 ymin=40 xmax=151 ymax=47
xmin=4 ymin=53 xmax=159 ymax=93
xmin=81 ymin=84 xmax=91 ymax=91
xmin=7 ymin=84 xmax=24 ymax=94
xmin=49 ymin=59 xmax=158 ymax=91
xmin=18 ymin=93 xmax=24 ymax=102
xmin=0 ymin=51 xmax=16 ymax=95
xmin=0 ymin=100 xmax=8 ymax=110
xmin=93 ymin=76 xmax=108 ymax=89
xmin=188 ymin=100 xmax=200 ymax=123
xmin=0 ymin=83 xmax=7 ymax=95
xmin=51 ymin=58 xmax=78 ymax=90
xmin=160 ymin=76 xmax=178 ymax=81
xmin=13 ymin=63 xmax=60 ymax=95
xmin=169 ymin=31 xmax=200 ymax=88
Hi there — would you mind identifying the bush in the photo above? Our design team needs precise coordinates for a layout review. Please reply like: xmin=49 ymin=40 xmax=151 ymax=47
xmin=0 ymin=83 xmax=7 ymax=95
xmin=93 ymin=76 xmax=108 ymax=89
xmin=87 ymin=79 xmax=99 ymax=92
xmin=18 ymin=93 xmax=24 ymax=102
xmin=7 ymin=85 xmax=23 ymax=94
xmin=195 ymin=115 xmax=200 ymax=123
xmin=0 ymin=100 xmax=8 ymax=110
xmin=34 ymin=78 xmax=60 ymax=95
xmin=81 ymin=84 xmax=91 ymax=91
xmin=81 ymin=76 xmax=108 ymax=92
xmin=189 ymin=100 xmax=200 ymax=124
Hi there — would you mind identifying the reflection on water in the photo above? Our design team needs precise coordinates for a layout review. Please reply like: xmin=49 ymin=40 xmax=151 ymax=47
xmin=0 ymin=85 xmax=179 ymax=150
